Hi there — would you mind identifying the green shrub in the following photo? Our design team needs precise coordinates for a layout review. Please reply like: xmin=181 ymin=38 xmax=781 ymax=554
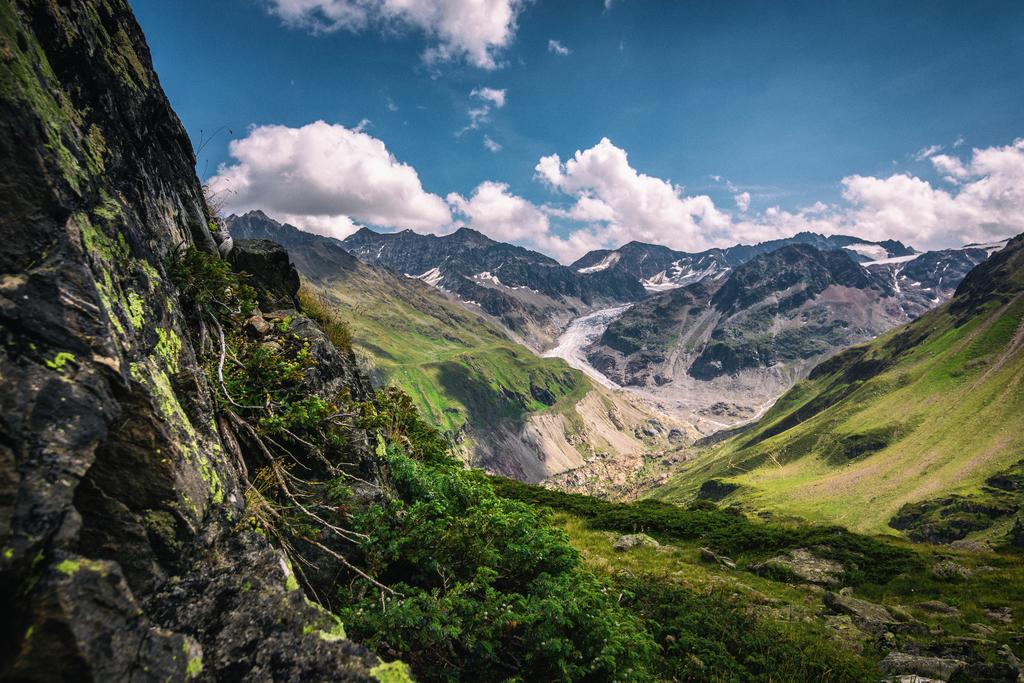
xmin=167 ymin=246 xmax=255 ymax=320
xmin=338 ymin=398 xmax=657 ymax=682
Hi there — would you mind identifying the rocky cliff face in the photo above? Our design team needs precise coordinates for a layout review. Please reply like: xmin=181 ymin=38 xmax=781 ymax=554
xmin=0 ymin=3 xmax=400 ymax=680
xmin=585 ymin=245 xmax=911 ymax=427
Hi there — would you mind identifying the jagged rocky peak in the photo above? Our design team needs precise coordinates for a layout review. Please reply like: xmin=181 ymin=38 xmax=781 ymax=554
xmin=709 ymin=243 xmax=885 ymax=315
xmin=570 ymin=231 xmax=918 ymax=293
xmin=0 ymin=2 xmax=403 ymax=680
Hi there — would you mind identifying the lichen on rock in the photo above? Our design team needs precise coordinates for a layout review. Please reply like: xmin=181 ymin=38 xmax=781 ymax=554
xmin=0 ymin=1 xmax=394 ymax=680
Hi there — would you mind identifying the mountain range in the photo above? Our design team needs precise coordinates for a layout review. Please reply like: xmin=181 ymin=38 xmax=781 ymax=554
xmin=571 ymin=231 xmax=916 ymax=290
xmin=228 ymin=211 xmax=688 ymax=483
xmin=237 ymin=211 xmax=1003 ymax=448
xmin=581 ymin=241 xmax=994 ymax=427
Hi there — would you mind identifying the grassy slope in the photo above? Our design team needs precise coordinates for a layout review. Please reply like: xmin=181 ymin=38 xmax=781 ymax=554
xmin=494 ymin=478 xmax=1024 ymax=679
xmin=301 ymin=263 xmax=589 ymax=439
xmin=649 ymin=249 xmax=1024 ymax=535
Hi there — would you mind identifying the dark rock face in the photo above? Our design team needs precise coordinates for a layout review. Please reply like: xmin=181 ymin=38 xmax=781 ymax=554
xmin=0 ymin=2 xmax=383 ymax=680
xmin=228 ymin=239 xmax=301 ymax=310
xmin=589 ymin=245 xmax=908 ymax=386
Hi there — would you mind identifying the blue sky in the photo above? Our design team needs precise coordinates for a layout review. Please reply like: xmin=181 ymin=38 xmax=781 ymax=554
xmin=131 ymin=0 xmax=1024 ymax=261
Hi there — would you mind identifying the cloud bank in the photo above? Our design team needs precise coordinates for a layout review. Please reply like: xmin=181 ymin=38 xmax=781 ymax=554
xmin=264 ymin=0 xmax=523 ymax=69
xmin=211 ymin=123 xmax=1024 ymax=263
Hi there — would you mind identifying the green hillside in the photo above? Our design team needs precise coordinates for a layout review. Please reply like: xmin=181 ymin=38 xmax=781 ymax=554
xmin=651 ymin=235 xmax=1024 ymax=540
xmin=300 ymin=265 xmax=588 ymax=439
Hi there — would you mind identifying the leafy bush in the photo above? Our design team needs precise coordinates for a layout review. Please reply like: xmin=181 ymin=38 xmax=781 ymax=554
xmin=338 ymin=399 xmax=656 ymax=682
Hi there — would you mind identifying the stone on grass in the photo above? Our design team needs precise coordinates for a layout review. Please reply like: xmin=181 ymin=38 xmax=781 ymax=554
xmin=613 ymin=533 xmax=660 ymax=552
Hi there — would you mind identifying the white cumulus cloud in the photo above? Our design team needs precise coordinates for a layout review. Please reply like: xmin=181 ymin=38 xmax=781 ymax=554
xmin=207 ymin=120 xmax=451 ymax=238
xmin=264 ymin=0 xmax=523 ymax=69
xmin=483 ymin=136 xmax=502 ymax=153
xmin=535 ymin=137 xmax=734 ymax=253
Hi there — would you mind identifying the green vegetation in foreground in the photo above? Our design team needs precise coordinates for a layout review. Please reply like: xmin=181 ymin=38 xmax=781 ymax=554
xmin=171 ymin=248 xmax=649 ymax=681
xmin=171 ymin=250 xmax=1023 ymax=680
xmin=304 ymin=272 xmax=589 ymax=438
xmin=649 ymin=261 xmax=1024 ymax=537
xmin=494 ymin=478 xmax=1024 ymax=681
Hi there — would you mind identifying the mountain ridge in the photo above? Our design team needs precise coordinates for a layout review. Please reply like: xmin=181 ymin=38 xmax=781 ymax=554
xmin=341 ymin=222 xmax=647 ymax=349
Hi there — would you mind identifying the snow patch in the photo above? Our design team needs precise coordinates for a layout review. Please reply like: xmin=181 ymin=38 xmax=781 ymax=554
xmin=864 ymin=254 xmax=921 ymax=267
xmin=843 ymin=243 xmax=890 ymax=261
xmin=641 ymin=270 xmax=681 ymax=292
xmin=414 ymin=267 xmax=444 ymax=287
xmin=473 ymin=271 xmax=503 ymax=286
xmin=641 ymin=261 xmax=723 ymax=291
xmin=577 ymin=252 xmax=621 ymax=274
xmin=964 ymin=238 xmax=1010 ymax=255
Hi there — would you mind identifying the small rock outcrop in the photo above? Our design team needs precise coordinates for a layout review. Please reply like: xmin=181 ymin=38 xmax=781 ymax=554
xmin=879 ymin=652 xmax=966 ymax=681
xmin=613 ymin=533 xmax=661 ymax=552
xmin=752 ymin=548 xmax=844 ymax=586
xmin=824 ymin=590 xmax=898 ymax=634
xmin=698 ymin=546 xmax=737 ymax=569
xmin=228 ymin=239 xmax=302 ymax=310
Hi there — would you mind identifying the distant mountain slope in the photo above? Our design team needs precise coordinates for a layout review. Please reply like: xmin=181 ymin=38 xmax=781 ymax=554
xmin=865 ymin=244 xmax=997 ymax=317
xmin=340 ymin=225 xmax=646 ymax=349
xmin=228 ymin=212 xmax=686 ymax=482
xmin=585 ymin=244 xmax=910 ymax=425
xmin=571 ymin=231 xmax=916 ymax=292
xmin=649 ymin=233 xmax=1024 ymax=540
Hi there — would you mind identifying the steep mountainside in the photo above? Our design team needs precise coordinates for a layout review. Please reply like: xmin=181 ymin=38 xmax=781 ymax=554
xmin=229 ymin=212 xmax=689 ymax=483
xmin=586 ymin=245 xmax=910 ymax=425
xmin=866 ymin=245 xmax=995 ymax=317
xmin=341 ymin=225 xmax=646 ymax=349
xmin=571 ymin=231 xmax=916 ymax=292
xmin=650 ymin=234 xmax=1024 ymax=539
xmin=0 ymin=2 xmax=399 ymax=678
